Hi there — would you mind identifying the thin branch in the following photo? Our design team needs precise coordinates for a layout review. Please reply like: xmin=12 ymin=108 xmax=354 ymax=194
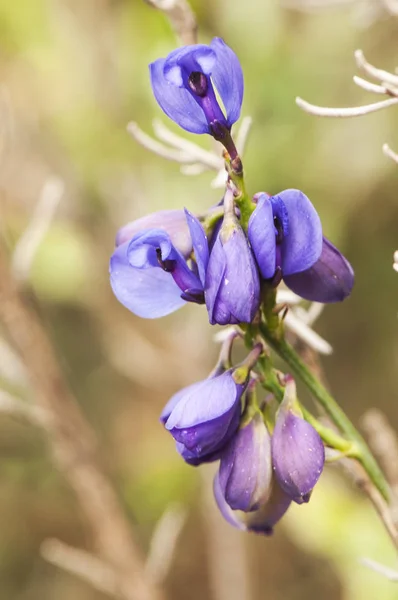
xmin=355 ymin=49 xmax=398 ymax=88
xmin=296 ymin=95 xmax=398 ymax=118
xmin=235 ymin=116 xmax=253 ymax=155
xmin=0 ymin=241 xmax=164 ymax=600
xmin=145 ymin=504 xmax=187 ymax=584
xmin=383 ymin=143 xmax=398 ymax=165
xmin=340 ymin=457 xmax=398 ymax=549
xmin=361 ymin=409 xmax=398 ymax=525
xmin=283 ymin=310 xmax=332 ymax=355
xmin=41 ymin=539 xmax=131 ymax=599
xmin=127 ymin=122 xmax=192 ymax=163
xmin=383 ymin=0 xmax=398 ymax=15
xmin=393 ymin=250 xmax=398 ymax=273
xmin=360 ymin=557 xmax=398 ymax=581
xmin=353 ymin=76 xmax=388 ymax=95
xmin=143 ymin=0 xmax=197 ymax=45
xmin=0 ymin=389 xmax=50 ymax=427
xmin=12 ymin=177 xmax=64 ymax=282
xmin=152 ymin=119 xmax=223 ymax=169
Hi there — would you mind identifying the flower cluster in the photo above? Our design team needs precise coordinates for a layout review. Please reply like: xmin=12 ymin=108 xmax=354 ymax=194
xmin=110 ymin=38 xmax=354 ymax=534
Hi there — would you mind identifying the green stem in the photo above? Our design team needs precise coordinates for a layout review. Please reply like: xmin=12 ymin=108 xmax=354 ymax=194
xmin=224 ymin=155 xmax=254 ymax=230
xmin=257 ymin=355 xmax=355 ymax=454
xmin=258 ymin=322 xmax=390 ymax=501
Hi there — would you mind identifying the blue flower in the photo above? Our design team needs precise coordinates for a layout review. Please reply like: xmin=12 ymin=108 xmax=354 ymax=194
xmin=162 ymin=368 xmax=248 ymax=463
xmin=271 ymin=378 xmax=325 ymax=504
xmin=110 ymin=208 xmax=208 ymax=318
xmin=218 ymin=413 xmax=272 ymax=512
xmin=248 ymin=189 xmax=354 ymax=302
xmin=149 ymin=38 xmax=243 ymax=140
xmin=205 ymin=194 xmax=260 ymax=325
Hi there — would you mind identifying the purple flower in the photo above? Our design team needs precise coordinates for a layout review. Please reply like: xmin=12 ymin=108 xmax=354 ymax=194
xmin=213 ymin=472 xmax=291 ymax=536
xmin=271 ymin=378 xmax=325 ymax=504
xmin=150 ymin=38 xmax=243 ymax=143
xmin=205 ymin=194 xmax=260 ymax=325
xmin=284 ymin=237 xmax=355 ymax=302
xmin=110 ymin=209 xmax=208 ymax=318
xmin=163 ymin=369 xmax=248 ymax=462
xmin=248 ymin=189 xmax=354 ymax=302
xmin=218 ymin=413 xmax=272 ymax=512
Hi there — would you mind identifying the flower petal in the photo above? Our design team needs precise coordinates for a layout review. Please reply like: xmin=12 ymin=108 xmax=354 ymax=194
xmin=271 ymin=382 xmax=325 ymax=504
xmin=210 ymin=38 xmax=244 ymax=126
xmin=184 ymin=208 xmax=209 ymax=286
xmin=205 ymin=226 xmax=260 ymax=325
xmin=116 ymin=210 xmax=193 ymax=258
xmin=219 ymin=414 xmax=272 ymax=512
xmin=213 ymin=473 xmax=246 ymax=530
xmin=248 ymin=193 xmax=276 ymax=280
xmin=163 ymin=45 xmax=216 ymax=86
xmin=214 ymin=473 xmax=291 ymax=535
xmin=110 ymin=241 xmax=185 ymax=318
xmin=274 ymin=189 xmax=323 ymax=276
xmin=149 ymin=58 xmax=209 ymax=134
xmin=283 ymin=236 xmax=354 ymax=303
xmin=165 ymin=371 xmax=244 ymax=458
xmin=165 ymin=372 xmax=238 ymax=429
xmin=160 ymin=381 xmax=199 ymax=425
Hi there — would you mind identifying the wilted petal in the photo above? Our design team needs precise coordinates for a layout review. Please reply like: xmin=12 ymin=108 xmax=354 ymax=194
xmin=165 ymin=370 xmax=246 ymax=458
xmin=149 ymin=59 xmax=209 ymax=134
xmin=284 ymin=237 xmax=354 ymax=303
xmin=219 ymin=413 xmax=272 ymax=512
xmin=274 ymin=189 xmax=323 ymax=276
xmin=248 ymin=193 xmax=276 ymax=280
xmin=210 ymin=38 xmax=244 ymax=126
xmin=205 ymin=225 xmax=260 ymax=325
xmin=116 ymin=210 xmax=192 ymax=258
xmin=271 ymin=380 xmax=325 ymax=504
xmin=110 ymin=241 xmax=185 ymax=318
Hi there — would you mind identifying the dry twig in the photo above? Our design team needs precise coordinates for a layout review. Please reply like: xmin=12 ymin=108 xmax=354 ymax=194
xmin=0 ymin=241 xmax=164 ymax=600
xmin=144 ymin=0 xmax=197 ymax=45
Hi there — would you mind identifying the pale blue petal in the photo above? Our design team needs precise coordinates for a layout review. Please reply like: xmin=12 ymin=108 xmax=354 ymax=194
xmin=110 ymin=241 xmax=185 ymax=318
xmin=115 ymin=210 xmax=192 ymax=258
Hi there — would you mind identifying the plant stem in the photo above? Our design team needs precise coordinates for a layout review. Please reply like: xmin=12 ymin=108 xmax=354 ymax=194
xmin=258 ymin=321 xmax=390 ymax=501
xmin=257 ymin=355 xmax=355 ymax=454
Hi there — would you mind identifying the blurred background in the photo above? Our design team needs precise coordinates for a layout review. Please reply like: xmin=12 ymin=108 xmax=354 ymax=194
xmin=0 ymin=0 xmax=397 ymax=598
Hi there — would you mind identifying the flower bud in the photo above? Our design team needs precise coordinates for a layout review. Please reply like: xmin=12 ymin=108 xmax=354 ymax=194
xmin=163 ymin=368 xmax=248 ymax=462
xmin=205 ymin=192 xmax=260 ymax=325
xmin=218 ymin=413 xmax=272 ymax=512
xmin=213 ymin=472 xmax=291 ymax=535
xmin=271 ymin=378 xmax=325 ymax=504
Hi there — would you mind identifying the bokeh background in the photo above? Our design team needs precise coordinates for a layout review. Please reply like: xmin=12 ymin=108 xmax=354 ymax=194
xmin=0 ymin=0 xmax=397 ymax=598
